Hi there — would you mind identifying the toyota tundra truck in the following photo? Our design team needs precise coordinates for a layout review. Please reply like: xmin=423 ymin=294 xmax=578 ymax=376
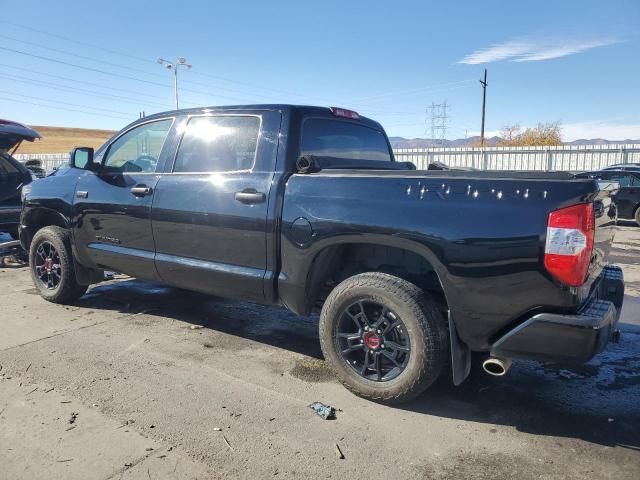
xmin=20 ymin=105 xmax=624 ymax=404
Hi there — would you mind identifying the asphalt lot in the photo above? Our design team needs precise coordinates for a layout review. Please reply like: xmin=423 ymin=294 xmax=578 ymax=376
xmin=0 ymin=227 xmax=639 ymax=479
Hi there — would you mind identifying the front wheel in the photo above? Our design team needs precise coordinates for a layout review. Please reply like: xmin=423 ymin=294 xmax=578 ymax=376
xmin=29 ymin=226 xmax=87 ymax=303
xmin=319 ymin=272 xmax=448 ymax=404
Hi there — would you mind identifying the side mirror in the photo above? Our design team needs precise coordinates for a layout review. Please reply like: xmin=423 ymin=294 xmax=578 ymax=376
xmin=70 ymin=147 xmax=96 ymax=170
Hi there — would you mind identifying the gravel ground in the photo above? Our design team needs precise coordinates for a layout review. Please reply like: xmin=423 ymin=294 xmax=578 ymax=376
xmin=0 ymin=227 xmax=638 ymax=479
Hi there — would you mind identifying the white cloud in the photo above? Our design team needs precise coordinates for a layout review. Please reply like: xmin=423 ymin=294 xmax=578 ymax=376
xmin=458 ymin=35 xmax=621 ymax=64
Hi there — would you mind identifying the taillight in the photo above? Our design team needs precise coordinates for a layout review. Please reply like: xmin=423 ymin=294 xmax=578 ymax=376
xmin=544 ymin=203 xmax=595 ymax=287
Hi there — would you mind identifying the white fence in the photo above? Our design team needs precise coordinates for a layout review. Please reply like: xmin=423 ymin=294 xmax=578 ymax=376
xmin=14 ymin=144 xmax=640 ymax=173
xmin=14 ymin=153 xmax=69 ymax=172
xmin=394 ymin=144 xmax=640 ymax=171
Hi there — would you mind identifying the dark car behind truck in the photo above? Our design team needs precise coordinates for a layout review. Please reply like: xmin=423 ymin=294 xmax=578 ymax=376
xmin=1 ymin=120 xmax=40 ymax=238
xmin=20 ymin=105 xmax=624 ymax=404
xmin=576 ymin=168 xmax=640 ymax=225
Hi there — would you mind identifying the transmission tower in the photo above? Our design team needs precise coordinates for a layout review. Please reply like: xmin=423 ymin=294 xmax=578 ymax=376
xmin=426 ymin=101 xmax=449 ymax=146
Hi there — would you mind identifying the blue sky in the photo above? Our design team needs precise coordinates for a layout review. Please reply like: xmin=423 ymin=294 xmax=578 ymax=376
xmin=1 ymin=0 xmax=639 ymax=140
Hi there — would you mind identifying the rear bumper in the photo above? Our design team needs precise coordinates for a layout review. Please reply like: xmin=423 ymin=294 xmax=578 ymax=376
xmin=490 ymin=265 xmax=624 ymax=364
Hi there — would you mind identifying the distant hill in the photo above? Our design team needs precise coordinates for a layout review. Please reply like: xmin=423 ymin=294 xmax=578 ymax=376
xmin=15 ymin=126 xmax=116 ymax=155
xmin=389 ymin=136 xmax=640 ymax=149
xmin=13 ymin=126 xmax=640 ymax=155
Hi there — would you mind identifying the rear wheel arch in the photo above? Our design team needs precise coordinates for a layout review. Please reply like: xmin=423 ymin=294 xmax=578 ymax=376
xmin=302 ymin=237 xmax=451 ymax=316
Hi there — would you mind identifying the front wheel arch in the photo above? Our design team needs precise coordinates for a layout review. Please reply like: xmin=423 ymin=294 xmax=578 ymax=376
xmin=21 ymin=207 xmax=70 ymax=250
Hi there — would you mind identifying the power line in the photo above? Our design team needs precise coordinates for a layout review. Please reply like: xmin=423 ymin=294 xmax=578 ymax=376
xmin=0 ymin=89 xmax=132 ymax=116
xmin=2 ymin=21 xmax=471 ymax=107
xmin=351 ymin=80 xmax=476 ymax=102
xmin=0 ymin=95 xmax=132 ymax=120
xmin=3 ymin=20 xmax=157 ymax=64
xmin=0 ymin=72 xmax=173 ymax=109
xmin=0 ymin=63 xmax=176 ymax=103
xmin=1 ymin=22 xmax=328 ymax=102
xmin=0 ymin=34 xmax=165 ymax=78
xmin=0 ymin=47 xmax=267 ymax=103
xmin=0 ymin=35 xmax=293 ymax=102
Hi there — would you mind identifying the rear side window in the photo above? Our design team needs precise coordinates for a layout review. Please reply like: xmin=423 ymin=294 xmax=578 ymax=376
xmin=174 ymin=116 xmax=260 ymax=173
xmin=301 ymin=118 xmax=391 ymax=162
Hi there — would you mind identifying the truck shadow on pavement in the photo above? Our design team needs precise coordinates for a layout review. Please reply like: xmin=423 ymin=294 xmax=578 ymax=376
xmin=75 ymin=277 xmax=640 ymax=451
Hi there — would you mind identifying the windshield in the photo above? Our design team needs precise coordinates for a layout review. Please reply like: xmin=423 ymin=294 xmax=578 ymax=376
xmin=301 ymin=118 xmax=392 ymax=162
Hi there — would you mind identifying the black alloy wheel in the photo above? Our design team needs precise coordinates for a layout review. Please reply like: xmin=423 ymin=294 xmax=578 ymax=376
xmin=33 ymin=241 xmax=62 ymax=290
xmin=336 ymin=300 xmax=411 ymax=382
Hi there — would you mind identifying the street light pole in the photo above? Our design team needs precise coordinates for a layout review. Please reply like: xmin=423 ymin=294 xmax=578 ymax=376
xmin=157 ymin=57 xmax=192 ymax=110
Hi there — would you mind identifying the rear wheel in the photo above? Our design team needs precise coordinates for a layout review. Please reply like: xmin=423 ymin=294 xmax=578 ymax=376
xmin=319 ymin=272 xmax=448 ymax=404
xmin=29 ymin=226 xmax=87 ymax=303
xmin=635 ymin=206 xmax=640 ymax=226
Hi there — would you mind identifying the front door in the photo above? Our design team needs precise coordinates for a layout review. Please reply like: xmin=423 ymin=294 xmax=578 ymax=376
xmin=73 ymin=118 xmax=174 ymax=279
xmin=151 ymin=112 xmax=280 ymax=302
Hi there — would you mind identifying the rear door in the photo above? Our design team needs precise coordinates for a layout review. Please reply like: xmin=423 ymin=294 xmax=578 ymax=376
xmin=151 ymin=111 xmax=280 ymax=302
xmin=72 ymin=118 xmax=174 ymax=279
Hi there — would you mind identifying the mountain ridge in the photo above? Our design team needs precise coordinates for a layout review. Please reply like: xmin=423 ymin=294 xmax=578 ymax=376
xmin=389 ymin=136 xmax=640 ymax=148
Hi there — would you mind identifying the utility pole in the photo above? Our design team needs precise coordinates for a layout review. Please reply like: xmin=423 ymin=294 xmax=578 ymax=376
xmin=157 ymin=57 xmax=192 ymax=110
xmin=479 ymin=68 xmax=488 ymax=147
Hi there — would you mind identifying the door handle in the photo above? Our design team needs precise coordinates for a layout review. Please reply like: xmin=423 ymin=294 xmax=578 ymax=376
xmin=235 ymin=189 xmax=265 ymax=205
xmin=76 ymin=190 xmax=89 ymax=199
xmin=130 ymin=185 xmax=153 ymax=197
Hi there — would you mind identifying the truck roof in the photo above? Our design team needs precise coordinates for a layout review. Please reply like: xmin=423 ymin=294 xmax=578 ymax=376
xmin=141 ymin=104 xmax=384 ymax=130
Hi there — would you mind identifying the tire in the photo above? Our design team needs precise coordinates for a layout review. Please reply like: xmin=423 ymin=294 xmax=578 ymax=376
xmin=635 ymin=206 xmax=640 ymax=227
xmin=319 ymin=272 xmax=448 ymax=404
xmin=29 ymin=226 xmax=87 ymax=303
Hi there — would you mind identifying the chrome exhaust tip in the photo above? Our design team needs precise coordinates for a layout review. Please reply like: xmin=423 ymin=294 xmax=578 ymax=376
xmin=482 ymin=357 xmax=512 ymax=377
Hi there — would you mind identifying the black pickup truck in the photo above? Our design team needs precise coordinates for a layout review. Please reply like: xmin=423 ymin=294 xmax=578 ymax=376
xmin=20 ymin=105 xmax=624 ymax=404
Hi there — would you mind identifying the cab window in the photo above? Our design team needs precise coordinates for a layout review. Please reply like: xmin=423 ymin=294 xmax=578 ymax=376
xmin=103 ymin=119 xmax=173 ymax=173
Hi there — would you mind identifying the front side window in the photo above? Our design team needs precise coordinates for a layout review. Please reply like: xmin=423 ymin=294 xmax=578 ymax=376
xmin=103 ymin=119 xmax=173 ymax=173
xmin=301 ymin=118 xmax=392 ymax=162
xmin=173 ymin=116 xmax=260 ymax=173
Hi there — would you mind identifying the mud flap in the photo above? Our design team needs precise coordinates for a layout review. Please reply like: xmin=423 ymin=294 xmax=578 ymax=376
xmin=448 ymin=311 xmax=471 ymax=386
